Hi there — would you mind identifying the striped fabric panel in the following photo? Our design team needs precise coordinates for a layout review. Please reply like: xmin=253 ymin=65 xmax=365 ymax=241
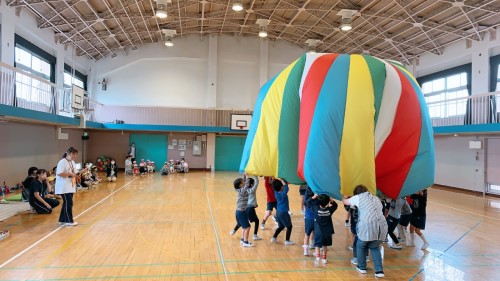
xmin=239 ymin=76 xmax=278 ymax=173
xmin=339 ymin=55 xmax=376 ymax=196
xmin=375 ymin=68 xmax=422 ymax=199
xmin=303 ymin=54 xmax=350 ymax=199
xmin=298 ymin=54 xmax=339 ymax=180
xmin=374 ymin=61 xmax=402 ymax=155
xmin=298 ymin=53 xmax=328 ymax=98
xmin=243 ymin=59 xmax=299 ymax=176
xmin=397 ymin=70 xmax=435 ymax=197
xmin=277 ymin=55 xmax=306 ymax=183
xmin=362 ymin=55 xmax=386 ymax=124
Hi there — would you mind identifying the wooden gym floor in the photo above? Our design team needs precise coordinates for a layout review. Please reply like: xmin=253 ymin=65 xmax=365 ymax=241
xmin=0 ymin=171 xmax=499 ymax=281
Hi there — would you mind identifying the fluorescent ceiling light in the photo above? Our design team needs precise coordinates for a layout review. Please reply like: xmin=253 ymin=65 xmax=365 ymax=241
xmin=232 ymin=2 xmax=244 ymax=11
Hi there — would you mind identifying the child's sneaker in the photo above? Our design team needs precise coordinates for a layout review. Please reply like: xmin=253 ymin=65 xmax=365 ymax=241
xmin=309 ymin=242 xmax=315 ymax=249
xmin=303 ymin=245 xmax=309 ymax=256
xmin=314 ymin=257 xmax=320 ymax=264
xmin=260 ymin=223 xmax=265 ymax=229
xmin=389 ymin=243 xmax=402 ymax=249
xmin=271 ymin=237 xmax=277 ymax=243
xmin=229 ymin=230 xmax=236 ymax=236
xmin=351 ymin=258 xmax=358 ymax=265
xmin=322 ymin=258 xmax=327 ymax=264
xmin=253 ymin=235 xmax=262 ymax=241
xmin=356 ymin=267 xmax=367 ymax=274
xmin=375 ymin=271 xmax=385 ymax=278
xmin=242 ymin=241 xmax=253 ymax=247
xmin=65 ymin=222 xmax=78 ymax=226
xmin=284 ymin=240 xmax=295 ymax=245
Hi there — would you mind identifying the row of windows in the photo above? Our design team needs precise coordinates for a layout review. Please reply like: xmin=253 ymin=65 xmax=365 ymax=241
xmin=14 ymin=40 xmax=86 ymax=107
xmin=421 ymin=64 xmax=500 ymax=119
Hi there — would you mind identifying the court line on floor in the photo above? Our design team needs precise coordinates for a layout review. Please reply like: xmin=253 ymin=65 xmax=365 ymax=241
xmin=202 ymin=176 xmax=229 ymax=281
xmin=408 ymin=219 xmax=483 ymax=281
xmin=7 ymin=264 xmax=500 ymax=281
xmin=0 ymin=178 xmax=137 ymax=269
xmin=428 ymin=200 xmax=500 ymax=221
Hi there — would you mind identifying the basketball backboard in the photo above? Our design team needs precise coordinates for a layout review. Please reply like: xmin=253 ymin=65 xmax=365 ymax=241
xmin=230 ymin=114 xmax=252 ymax=131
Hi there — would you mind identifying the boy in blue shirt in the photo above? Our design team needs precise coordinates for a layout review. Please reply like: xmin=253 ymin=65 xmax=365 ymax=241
xmin=303 ymin=185 xmax=315 ymax=255
xmin=271 ymin=178 xmax=294 ymax=245
xmin=311 ymin=194 xmax=338 ymax=264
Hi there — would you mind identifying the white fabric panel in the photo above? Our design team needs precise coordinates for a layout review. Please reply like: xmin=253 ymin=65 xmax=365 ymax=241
xmin=298 ymin=53 xmax=327 ymax=99
xmin=374 ymin=61 xmax=402 ymax=155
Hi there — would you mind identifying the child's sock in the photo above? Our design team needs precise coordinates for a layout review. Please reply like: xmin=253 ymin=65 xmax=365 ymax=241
xmin=419 ymin=234 xmax=429 ymax=250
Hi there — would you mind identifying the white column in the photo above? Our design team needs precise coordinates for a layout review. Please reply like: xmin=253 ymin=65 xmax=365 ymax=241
xmin=206 ymin=133 xmax=216 ymax=170
xmin=55 ymin=44 xmax=65 ymax=88
xmin=259 ymin=39 xmax=269 ymax=86
xmin=206 ymin=35 xmax=218 ymax=108
xmin=471 ymin=44 xmax=490 ymax=95
xmin=1 ymin=5 xmax=16 ymax=66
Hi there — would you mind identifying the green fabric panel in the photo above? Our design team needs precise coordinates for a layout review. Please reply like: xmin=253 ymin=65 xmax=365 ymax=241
xmin=129 ymin=134 xmax=168 ymax=167
xmin=363 ymin=55 xmax=386 ymax=124
xmin=277 ymin=54 xmax=306 ymax=184
xmin=215 ymin=136 xmax=246 ymax=171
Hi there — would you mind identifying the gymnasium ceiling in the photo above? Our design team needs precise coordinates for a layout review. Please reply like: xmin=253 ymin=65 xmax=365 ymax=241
xmin=7 ymin=0 xmax=500 ymax=64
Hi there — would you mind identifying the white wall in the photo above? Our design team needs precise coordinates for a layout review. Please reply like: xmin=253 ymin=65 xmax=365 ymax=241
xmin=434 ymin=135 xmax=486 ymax=192
xmin=91 ymin=35 xmax=305 ymax=110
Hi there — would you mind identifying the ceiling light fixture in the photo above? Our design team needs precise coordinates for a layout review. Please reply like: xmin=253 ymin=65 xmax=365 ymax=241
xmin=162 ymin=29 xmax=176 ymax=47
xmin=256 ymin=19 xmax=271 ymax=38
xmin=155 ymin=0 xmax=169 ymax=19
xmin=305 ymin=39 xmax=321 ymax=53
xmin=232 ymin=1 xmax=244 ymax=12
xmin=337 ymin=9 xmax=358 ymax=32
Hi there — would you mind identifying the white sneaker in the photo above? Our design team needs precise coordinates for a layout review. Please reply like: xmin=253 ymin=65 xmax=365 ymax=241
xmin=253 ymin=235 xmax=262 ymax=241
xmin=315 ymin=257 xmax=320 ymax=264
xmin=58 ymin=222 xmax=66 ymax=226
xmin=230 ymin=230 xmax=236 ymax=236
xmin=271 ymin=237 xmax=277 ymax=243
xmin=242 ymin=241 xmax=253 ymax=247
xmin=351 ymin=258 xmax=358 ymax=265
xmin=284 ymin=240 xmax=295 ymax=245
xmin=375 ymin=271 xmax=385 ymax=278
xmin=356 ymin=267 xmax=367 ymax=274
xmin=309 ymin=244 xmax=315 ymax=249
xmin=322 ymin=258 xmax=327 ymax=264
xmin=390 ymin=243 xmax=402 ymax=249
xmin=260 ymin=223 xmax=265 ymax=229
xmin=65 ymin=222 xmax=78 ymax=226
xmin=422 ymin=242 xmax=429 ymax=250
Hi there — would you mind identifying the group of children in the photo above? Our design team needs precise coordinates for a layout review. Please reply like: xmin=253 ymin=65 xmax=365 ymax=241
xmin=231 ymin=174 xmax=430 ymax=276
xmin=125 ymin=156 xmax=155 ymax=176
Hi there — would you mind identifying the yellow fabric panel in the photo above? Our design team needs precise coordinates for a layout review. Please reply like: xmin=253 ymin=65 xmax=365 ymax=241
xmin=245 ymin=60 xmax=298 ymax=176
xmin=339 ymin=55 xmax=377 ymax=195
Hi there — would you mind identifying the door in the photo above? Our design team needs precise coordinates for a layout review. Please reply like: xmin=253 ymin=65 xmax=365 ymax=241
xmin=215 ymin=136 xmax=246 ymax=171
xmin=129 ymin=134 xmax=168 ymax=168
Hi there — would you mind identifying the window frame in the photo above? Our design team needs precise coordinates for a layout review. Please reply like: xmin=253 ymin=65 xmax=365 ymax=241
xmin=64 ymin=64 xmax=88 ymax=91
xmin=417 ymin=64 xmax=472 ymax=118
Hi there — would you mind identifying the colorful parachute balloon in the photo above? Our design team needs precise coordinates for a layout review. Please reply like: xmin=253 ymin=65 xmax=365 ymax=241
xmin=240 ymin=53 xmax=434 ymax=200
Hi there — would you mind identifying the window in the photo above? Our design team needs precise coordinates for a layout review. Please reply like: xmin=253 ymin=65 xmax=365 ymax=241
xmin=64 ymin=64 xmax=87 ymax=90
xmin=14 ymin=35 xmax=56 ymax=107
xmin=418 ymin=64 xmax=471 ymax=119
xmin=64 ymin=72 xmax=85 ymax=89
